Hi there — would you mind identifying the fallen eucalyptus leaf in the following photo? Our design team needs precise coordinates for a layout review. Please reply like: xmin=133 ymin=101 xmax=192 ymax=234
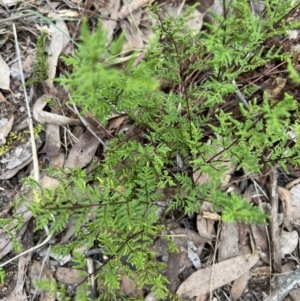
xmin=177 ymin=253 xmax=259 ymax=298
xmin=64 ymin=130 xmax=100 ymax=171
xmin=46 ymin=20 xmax=70 ymax=90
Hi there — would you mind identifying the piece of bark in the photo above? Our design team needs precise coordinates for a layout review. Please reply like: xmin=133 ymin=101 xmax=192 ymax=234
xmin=264 ymin=267 xmax=300 ymax=301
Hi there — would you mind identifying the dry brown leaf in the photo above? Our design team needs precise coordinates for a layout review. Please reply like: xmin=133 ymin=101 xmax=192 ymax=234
xmin=0 ymin=91 xmax=7 ymax=102
xmin=55 ymin=267 xmax=86 ymax=284
xmin=64 ymin=130 xmax=100 ymax=171
xmin=250 ymin=266 xmax=270 ymax=280
xmin=29 ymin=260 xmax=56 ymax=301
xmin=242 ymin=184 xmax=255 ymax=202
xmin=108 ymin=115 xmax=128 ymax=131
xmin=0 ymin=54 xmax=10 ymax=90
xmin=33 ymin=95 xmax=81 ymax=126
xmin=250 ymin=224 xmax=269 ymax=263
xmin=160 ymin=1 xmax=211 ymax=33
xmin=278 ymin=186 xmax=292 ymax=204
xmin=238 ymin=222 xmax=249 ymax=250
xmin=60 ymin=217 xmax=77 ymax=244
xmin=4 ymin=289 xmax=27 ymax=301
xmin=121 ymin=17 xmax=144 ymax=52
xmin=40 ymin=175 xmax=60 ymax=189
xmin=193 ymin=139 xmax=236 ymax=187
xmin=139 ymin=12 xmax=157 ymax=43
xmin=176 ymin=253 xmax=259 ymax=298
xmin=196 ymin=201 xmax=215 ymax=241
xmin=186 ymin=9 xmax=206 ymax=32
xmin=286 ymin=177 xmax=300 ymax=190
xmin=44 ymin=125 xmax=60 ymax=156
xmin=152 ymin=236 xmax=170 ymax=262
xmin=166 ymin=251 xmax=190 ymax=292
xmin=71 ymin=126 xmax=85 ymax=142
xmin=202 ymin=211 xmax=221 ymax=220
xmin=231 ymin=271 xmax=249 ymax=301
xmin=144 ymin=291 xmax=159 ymax=301
xmin=0 ymin=116 xmax=14 ymax=146
xmin=284 ymin=184 xmax=300 ymax=231
xmin=120 ymin=274 xmax=143 ymax=297
xmin=49 ymin=151 xmax=65 ymax=168
xmin=166 ymin=228 xmax=208 ymax=291
xmin=226 ymin=183 xmax=242 ymax=195
xmin=193 ymin=170 xmax=210 ymax=185
xmin=102 ymin=0 xmax=120 ymax=45
xmin=39 ymin=123 xmax=61 ymax=157
xmin=289 ymin=288 xmax=300 ymax=301
xmin=263 ymin=77 xmax=287 ymax=100
xmin=218 ymin=222 xmax=239 ymax=262
xmin=282 ymin=262 xmax=295 ymax=274
xmin=277 ymin=184 xmax=300 ymax=239
xmin=280 ymin=230 xmax=298 ymax=257
xmin=195 ymin=295 xmax=208 ymax=301
xmin=170 ymin=228 xmax=208 ymax=249
xmin=251 ymin=0 xmax=265 ymax=14
xmin=10 ymin=47 xmax=38 ymax=79
xmin=21 ymin=53 xmax=36 ymax=74
xmin=118 ymin=0 xmax=152 ymax=20
xmin=46 ymin=20 xmax=70 ymax=90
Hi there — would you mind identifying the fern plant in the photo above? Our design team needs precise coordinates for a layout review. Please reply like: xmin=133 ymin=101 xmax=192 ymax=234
xmin=8 ymin=0 xmax=300 ymax=300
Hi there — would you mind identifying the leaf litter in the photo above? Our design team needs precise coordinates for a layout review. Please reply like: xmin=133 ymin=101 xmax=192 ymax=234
xmin=1 ymin=0 xmax=300 ymax=300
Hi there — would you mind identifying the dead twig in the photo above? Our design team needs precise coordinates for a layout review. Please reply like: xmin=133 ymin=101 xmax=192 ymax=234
xmin=268 ymin=167 xmax=282 ymax=273
xmin=0 ymin=12 xmax=36 ymax=24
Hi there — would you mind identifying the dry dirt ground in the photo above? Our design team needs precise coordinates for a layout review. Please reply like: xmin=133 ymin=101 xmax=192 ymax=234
xmin=2 ymin=0 xmax=300 ymax=301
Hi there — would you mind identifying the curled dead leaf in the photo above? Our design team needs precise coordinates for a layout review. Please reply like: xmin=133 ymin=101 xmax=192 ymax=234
xmin=33 ymin=95 xmax=81 ymax=126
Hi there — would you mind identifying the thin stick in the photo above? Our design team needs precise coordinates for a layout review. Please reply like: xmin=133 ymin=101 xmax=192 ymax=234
xmin=269 ymin=167 xmax=282 ymax=273
xmin=0 ymin=24 xmax=54 ymax=272
xmin=13 ymin=23 xmax=40 ymax=183
xmin=232 ymin=79 xmax=250 ymax=110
